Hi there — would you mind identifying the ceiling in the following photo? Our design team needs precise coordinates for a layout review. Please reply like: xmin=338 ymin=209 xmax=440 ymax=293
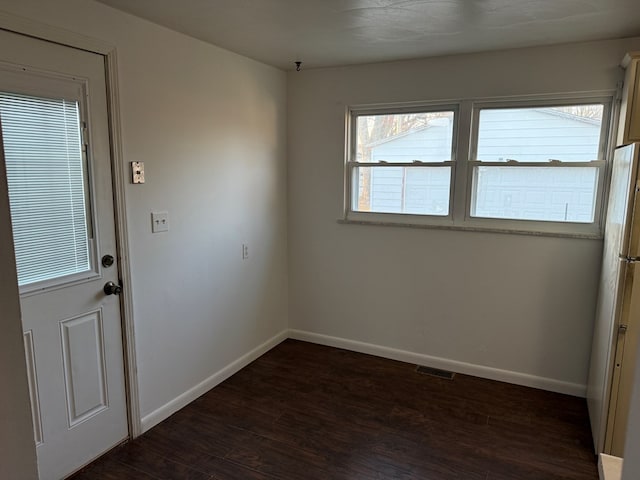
xmin=97 ymin=0 xmax=640 ymax=70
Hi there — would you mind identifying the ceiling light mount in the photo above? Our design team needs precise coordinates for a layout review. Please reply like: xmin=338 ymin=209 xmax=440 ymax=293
xmin=295 ymin=61 xmax=302 ymax=72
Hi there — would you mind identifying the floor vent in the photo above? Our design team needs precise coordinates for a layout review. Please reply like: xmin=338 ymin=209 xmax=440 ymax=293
xmin=416 ymin=365 xmax=455 ymax=380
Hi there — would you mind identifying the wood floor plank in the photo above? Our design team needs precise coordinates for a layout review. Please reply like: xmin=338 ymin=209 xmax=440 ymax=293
xmin=71 ymin=339 xmax=598 ymax=480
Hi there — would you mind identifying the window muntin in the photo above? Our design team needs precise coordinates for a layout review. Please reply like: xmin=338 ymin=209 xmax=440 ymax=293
xmin=469 ymin=103 xmax=607 ymax=224
xmin=345 ymin=96 xmax=613 ymax=236
xmin=350 ymin=109 xmax=456 ymax=217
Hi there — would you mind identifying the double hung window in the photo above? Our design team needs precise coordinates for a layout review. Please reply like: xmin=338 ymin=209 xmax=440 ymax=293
xmin=350 ymin=108 xmax=456 ymax=218
xmin=346 ymin=96 xmax=612 ymax=236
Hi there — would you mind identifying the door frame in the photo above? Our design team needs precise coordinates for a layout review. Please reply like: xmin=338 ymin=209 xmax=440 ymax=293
xmin=0 ymin=13 xmax=142 ymax=438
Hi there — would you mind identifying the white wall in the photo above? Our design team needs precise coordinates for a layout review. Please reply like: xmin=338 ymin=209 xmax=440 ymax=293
xmin=288 ymin=37 xmax=640 ymax=394
xmin=0 ymin=136 xmax=38 ymax=478
xmin=0 ymin=0 xmax=288 ymax=434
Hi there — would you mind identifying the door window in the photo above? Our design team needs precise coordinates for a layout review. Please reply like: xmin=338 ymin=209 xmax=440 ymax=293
xmin=0 ymin=92 xmax=92 ymax=287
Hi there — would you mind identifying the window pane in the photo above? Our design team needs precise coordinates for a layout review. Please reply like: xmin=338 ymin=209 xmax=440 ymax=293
xmin=0 ymin=92 xmax=91 ymax=286
xmin=354 ymin=166 xmax=450 ymax=216
xmin=476 ymin=105 xmax=604 ymax=162
xmin=472 ymin=166 xmax=598 ymax=223
xmin=356 ymin=111 xmax=454 ymax=163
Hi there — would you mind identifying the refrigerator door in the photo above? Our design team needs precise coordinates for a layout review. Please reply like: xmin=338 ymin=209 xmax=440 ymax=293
xmin=587 ymin=144 xmax=639 ymax=453
xmin=604 ymin=143 xmax=640 ymax=455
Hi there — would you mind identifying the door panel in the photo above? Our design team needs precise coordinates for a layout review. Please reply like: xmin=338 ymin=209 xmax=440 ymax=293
xmin=0 ymin=29 xmax=128 ymax=480
xmin=23 ymin=330 xmax=43 ymax=447
xmin=60 ymin=310 xmax=108 ymax=427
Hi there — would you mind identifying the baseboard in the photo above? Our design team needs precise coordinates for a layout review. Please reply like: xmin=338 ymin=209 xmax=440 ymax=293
xmin=140 ymin=329 xmax=288 ymax=432
xmin=140 ymin=327 xmax=586 ymax=432
xmin=288 ymin=329 xmax=586 ymax=397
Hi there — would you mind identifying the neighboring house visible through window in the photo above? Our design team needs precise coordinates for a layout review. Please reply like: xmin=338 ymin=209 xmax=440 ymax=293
xmin=353 ymin=109 xmax=456 ymax=217
xmin=345 ymin=96 xmax=612 ymax=237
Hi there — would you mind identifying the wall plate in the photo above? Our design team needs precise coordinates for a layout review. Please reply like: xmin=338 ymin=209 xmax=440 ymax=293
xmin=131 ymin=162 xmax=145 ymax=184
xmin=151 ymin=211 xmax=168 ymax=233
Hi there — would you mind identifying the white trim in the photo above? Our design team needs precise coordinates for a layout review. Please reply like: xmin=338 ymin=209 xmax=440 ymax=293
xmin=0 ymin=11 xmax=112 ymax=54
xmin=0 ymin=13 xmax=142 ymax=437
xmin=337 ymin=217 xmax=603 ymax=240
xmin=140 ymin=330 xmax=289 ymax=432
xmin=288 ymin=329 xmax=587 ymax=397
xmin=104 ymin=49 xmax=142 ymax=439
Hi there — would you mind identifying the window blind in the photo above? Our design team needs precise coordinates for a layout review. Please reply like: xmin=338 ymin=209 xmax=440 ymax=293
xmin=0 ymin=92 xmax=91 ymax=287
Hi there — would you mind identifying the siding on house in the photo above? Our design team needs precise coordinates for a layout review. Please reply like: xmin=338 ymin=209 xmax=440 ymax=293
xmin=477 ymin=108 xmax=601 ymax=162
xmin=367 ymin=109 xmax=602 ymax=221
xmin=369 ymin=119 xmax=453 ymax=214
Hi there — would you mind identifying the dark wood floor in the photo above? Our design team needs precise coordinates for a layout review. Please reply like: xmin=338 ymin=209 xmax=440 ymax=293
xmin=71 ymin=339 xmax=598 ymax=479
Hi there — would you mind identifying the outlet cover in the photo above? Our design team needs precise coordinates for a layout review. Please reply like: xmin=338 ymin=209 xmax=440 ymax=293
xmin=151 ymin=211 xmax=169 ymax=233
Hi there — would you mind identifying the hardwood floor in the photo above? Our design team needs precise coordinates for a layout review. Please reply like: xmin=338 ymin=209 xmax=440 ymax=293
xmin=71 ymin=339 xmax=598 ymax=479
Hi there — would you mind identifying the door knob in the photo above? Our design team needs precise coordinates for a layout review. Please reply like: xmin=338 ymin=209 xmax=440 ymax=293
xmin=103 ymin=281 xmax=122 ymax=296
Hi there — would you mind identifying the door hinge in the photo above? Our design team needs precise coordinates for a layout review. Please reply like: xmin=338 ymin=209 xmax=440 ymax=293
xmin=619 ymin=254 xmax=640 ymax=263
xmin=619 ymin=324 xmax=629 ymax=334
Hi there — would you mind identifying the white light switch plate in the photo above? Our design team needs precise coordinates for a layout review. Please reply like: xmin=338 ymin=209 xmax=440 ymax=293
xmin=151 ymin=211 xmax=169 ymax=233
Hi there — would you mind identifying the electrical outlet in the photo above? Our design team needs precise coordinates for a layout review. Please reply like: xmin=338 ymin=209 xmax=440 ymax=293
xmin=151 ymin=211 xmax=169 ymax=233
xmin=242 ymin=243 xmax=249 ymax=260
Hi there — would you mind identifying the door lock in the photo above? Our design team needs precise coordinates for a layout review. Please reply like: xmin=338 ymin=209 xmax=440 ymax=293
xmin=619 ymin=324 xmax=628 ymax=334
xmin=101 ymin=254 xmax=115 ymax=268
xmin=103 ymin=281 xmax=122 ymax=296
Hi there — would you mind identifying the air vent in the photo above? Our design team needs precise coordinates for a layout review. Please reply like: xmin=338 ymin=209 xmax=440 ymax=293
xmin=416 ymin=365 xmax=455 ymax=380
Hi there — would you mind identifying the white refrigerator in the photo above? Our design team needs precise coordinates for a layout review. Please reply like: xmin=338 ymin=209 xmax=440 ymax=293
xmin=588 ymin=143 xmax=640 ymax=456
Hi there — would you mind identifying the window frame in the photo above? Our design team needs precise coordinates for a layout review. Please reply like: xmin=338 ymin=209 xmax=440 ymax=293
xmin=0 ymin=64 xmax=100 ymax=295
xmin=345 ymin=102 xmax=460 ymax=227
xmin=343 ymin=93 xmax=616 ymax=238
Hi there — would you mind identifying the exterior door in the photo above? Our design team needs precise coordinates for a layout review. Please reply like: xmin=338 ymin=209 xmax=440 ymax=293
xmin=0 ymin=29 xmax=128 ymax=479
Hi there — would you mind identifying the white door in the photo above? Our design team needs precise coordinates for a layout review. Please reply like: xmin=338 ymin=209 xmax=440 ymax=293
xmin=0 ymin=30 xmax=128 ymax=479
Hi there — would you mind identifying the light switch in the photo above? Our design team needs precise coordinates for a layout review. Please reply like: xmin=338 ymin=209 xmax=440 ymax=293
xmin=131 ymin=162 xmax=145 ymax=184
xmin=151 ymin=211 xmax=169 ymax=233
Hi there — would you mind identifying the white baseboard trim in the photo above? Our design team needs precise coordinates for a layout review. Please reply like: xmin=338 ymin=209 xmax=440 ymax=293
xmin=140 ymin=329 xmax=288 ymax=432
xmin=288 ymin=329 xmax=586 ymax=397
xmin=140 ymin=327 xmax=586 ymax=432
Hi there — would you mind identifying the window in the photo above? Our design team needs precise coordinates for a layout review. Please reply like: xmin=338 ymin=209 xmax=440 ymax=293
xmin=0 ymin=91 xmax=92 ymax=287
xmin=349 ymin=107 xmax=457 ymax=219
xmin=345 ymin=96 xmax=612 ymax=236
xmin=470 ymin=104 xmax=606 ymax=224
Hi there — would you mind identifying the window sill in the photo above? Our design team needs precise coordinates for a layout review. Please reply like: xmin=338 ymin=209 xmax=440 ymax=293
xmin=338 ymin=216 xmax=603 ymax=240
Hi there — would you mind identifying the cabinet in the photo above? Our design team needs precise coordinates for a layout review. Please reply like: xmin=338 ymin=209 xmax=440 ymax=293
xmin=619 ymin=52 xmax=640 ymax=145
